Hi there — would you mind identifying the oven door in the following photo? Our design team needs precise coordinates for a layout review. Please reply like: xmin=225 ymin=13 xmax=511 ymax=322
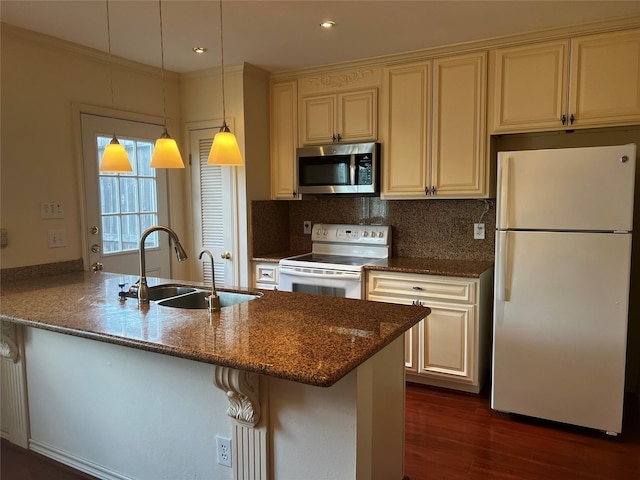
xmin=278 ymin=266 xmax=363 ymax=299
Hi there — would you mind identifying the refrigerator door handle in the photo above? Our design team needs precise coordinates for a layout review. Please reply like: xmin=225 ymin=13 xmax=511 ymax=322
xmin=496 ymin=230 xmax=509 ymax=302
xmin=498 ymin=155 xmax=510 ymax=229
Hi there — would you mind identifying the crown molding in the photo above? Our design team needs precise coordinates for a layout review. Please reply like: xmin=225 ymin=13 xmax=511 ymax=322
xmin=271 ymin=15 xmax=640 ymax=82
xmin=1 ymin=22 xmax=179 ymax=81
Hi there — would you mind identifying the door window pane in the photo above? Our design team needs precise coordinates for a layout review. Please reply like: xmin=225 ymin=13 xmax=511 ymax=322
xmin=100 ymin=176 xmax=119 ymax=214
xmin=97 ymin=135 xmax=159 ymax=254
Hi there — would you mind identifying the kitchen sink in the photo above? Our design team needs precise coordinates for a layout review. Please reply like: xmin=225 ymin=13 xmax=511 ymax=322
xmin=126 ymin=282 xmax=262 ymax=309
xmin=153 ymin=287 xmax=262 ymax=310
xmin=147 ymin=284 xmax=198 ymax=301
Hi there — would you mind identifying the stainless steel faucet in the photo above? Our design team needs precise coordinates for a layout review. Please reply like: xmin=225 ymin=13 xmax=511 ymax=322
xmin=198 ymin=249 xmax=221 ymax=312
xmin=137 ymin=225 xmax=188 ymax=305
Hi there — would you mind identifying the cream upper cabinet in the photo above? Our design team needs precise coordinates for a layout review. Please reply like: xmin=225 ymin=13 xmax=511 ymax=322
xmin=381 ymin=52 xmax=488 ymax=199
xmin=300 ymin=88 xmax=378 ymax=145
xmin=366 ymin=269 xmax=493 ymax=394
xmin=381 ymin=61 xmax=431 ymax=199
xmin=270 ymin=80 xmax=301 ymax=200
xmin=570 ymin=29 xmax=640 ymax=127
xmin=432 ymin=52 xmax=487 ymax=197
xmin=490 ymin=29 xmax=640 ymax=133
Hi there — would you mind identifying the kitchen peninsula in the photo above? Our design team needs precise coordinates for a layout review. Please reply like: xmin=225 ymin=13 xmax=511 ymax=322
xmin=0 ymin=271 xmax=429 ymax=480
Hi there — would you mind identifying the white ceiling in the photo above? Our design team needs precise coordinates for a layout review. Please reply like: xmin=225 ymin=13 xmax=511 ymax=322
xmin=2 ymin=1 xmax=639 ymax=74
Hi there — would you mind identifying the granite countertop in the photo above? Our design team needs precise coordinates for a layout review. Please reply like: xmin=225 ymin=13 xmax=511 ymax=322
xmin=251 ymin=251 xmax=299 ymax=263
xmin=0 ymin=272 xmax=428 ymax=387
xmin=253 ymin=252 xmax=494 ymax=278
xmin=366 ymin=257 xmax=494 ymax=278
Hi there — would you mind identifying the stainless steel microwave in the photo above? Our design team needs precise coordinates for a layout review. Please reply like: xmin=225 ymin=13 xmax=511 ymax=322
xmin=296 ymin=142 xmax=380 ymax=195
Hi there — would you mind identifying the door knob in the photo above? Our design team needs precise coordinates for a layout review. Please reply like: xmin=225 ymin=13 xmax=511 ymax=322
xmin=91 ymin=244 xmax=100 ymax=253
xmin=90 ymin=226 xmax=99 ymax=235
xmin=221 ymin=251 xmax=231 ymax=260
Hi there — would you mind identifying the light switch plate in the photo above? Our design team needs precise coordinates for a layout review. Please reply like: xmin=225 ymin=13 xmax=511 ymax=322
xmin=41 ymin=202 xmax=64 ymax=219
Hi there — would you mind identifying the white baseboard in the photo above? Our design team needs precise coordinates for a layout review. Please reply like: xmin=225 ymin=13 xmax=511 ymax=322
xmin=29 ymin=439 xmax=133 ymax=480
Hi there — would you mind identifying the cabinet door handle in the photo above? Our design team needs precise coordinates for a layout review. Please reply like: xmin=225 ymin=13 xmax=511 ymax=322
xmin=424 ymin=186 xmax=430 ymax=196
xmin=292 ymin=191 xmax=297 ymax=197
xmin=337 ymin=133 xmax=342 ymax=142
xmin=569 ymin=114 xmax=575 ymax=125
xmin=412 ymin=286 xmax=423 ymax=291
xmin=332 ymin=134 xmax=337 ymax=142
xmin=561 ymin=114 xmax=567 ymax=125
xmin=431 ymin=186 xmax=436 ymax=195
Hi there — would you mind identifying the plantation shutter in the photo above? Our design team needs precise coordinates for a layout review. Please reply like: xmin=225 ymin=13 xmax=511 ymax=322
xmin=198 ymin=137 xmax=225 ymax=287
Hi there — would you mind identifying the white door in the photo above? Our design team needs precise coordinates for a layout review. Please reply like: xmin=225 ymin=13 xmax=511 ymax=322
xmin=497 ymin=144 xmax=636 ymax=230
xmin=190 ymin=128 xmax=237 ymax=288
xmin=492 ymin=230 xmax=632 ymax=433
xmin=81 ymin=114 xmax=170 ymax=277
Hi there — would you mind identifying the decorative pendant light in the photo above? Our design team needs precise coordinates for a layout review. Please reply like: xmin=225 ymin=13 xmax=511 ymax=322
xmin=150 ymin=0 xmax=185 ymax=169
xmin=208 ymin=0 xmax=243 ymax=166
xmin=99 ymin=0 xmax=132 ymax=173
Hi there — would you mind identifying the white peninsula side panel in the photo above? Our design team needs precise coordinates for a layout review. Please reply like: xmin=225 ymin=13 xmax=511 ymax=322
xmin=21 ymin=327 xmax=406 ymax=480
xmin=24 ymin=327 xmax=234 ymax=480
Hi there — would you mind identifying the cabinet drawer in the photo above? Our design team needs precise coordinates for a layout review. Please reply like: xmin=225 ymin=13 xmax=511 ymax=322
xmin=255 ymin=264 xmax=278 ymax=285
xmin=368 ymin=271 xmax=475 ymax=304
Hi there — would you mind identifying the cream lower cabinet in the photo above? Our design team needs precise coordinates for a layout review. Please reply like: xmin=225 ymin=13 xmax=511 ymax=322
xmin=367 ymin=269 xmax=493 ymax=393
xmin=381 ymin=51 xmax=487 ymax=199
xmin=252 ymin=262 xmax=279 ymax=290
xmin=489 ymin=29 xmax=640 ymax=133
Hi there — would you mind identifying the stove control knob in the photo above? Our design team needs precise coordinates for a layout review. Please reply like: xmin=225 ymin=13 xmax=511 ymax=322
xmin=323 ymin=229 xmax=328 ymax=235
xmin=378 ymin=231 xmax=385 ymax=238
xmin=363 ymin=231 xmax=369 ymax=237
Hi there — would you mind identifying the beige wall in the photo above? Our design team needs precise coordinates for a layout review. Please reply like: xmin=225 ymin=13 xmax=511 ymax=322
xmin=180 ymin=63 xmax=271 ymax=286
xmin=0 ymin=25 xmax=187 ymax=277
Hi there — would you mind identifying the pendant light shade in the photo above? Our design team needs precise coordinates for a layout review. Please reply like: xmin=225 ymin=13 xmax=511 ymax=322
xmin=208 ymin=122 xmax=243 ymax=166
xmin=99 ymin=0 xmax=132 ymax=173
xmin=151 ymin=128 xmax=185 ymax=168
xmin=208 ymin=0 xmax=244 ymax=166
xmin=100 ymin=135 xmax=133 ymax=172
xmin=152 ymin=0 xmax=185 ymax=169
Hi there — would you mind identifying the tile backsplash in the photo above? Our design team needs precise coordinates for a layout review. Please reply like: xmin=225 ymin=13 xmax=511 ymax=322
xmin=252 ymin=197 xmax=495 ymax=261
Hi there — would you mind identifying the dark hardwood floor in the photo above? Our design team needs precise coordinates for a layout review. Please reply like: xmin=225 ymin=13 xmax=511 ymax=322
xmin=2 ymin=383 xmax=639 ymax=479
xmin=405 ymin=382 xmax=640 ymax=480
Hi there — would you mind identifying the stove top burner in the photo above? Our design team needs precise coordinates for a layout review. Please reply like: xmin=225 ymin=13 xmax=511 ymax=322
xmin=288 ymin=253 xmax=379 ymax=267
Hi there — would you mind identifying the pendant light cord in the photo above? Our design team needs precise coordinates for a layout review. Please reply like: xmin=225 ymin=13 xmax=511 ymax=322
xmin=219 ymin=0 xmax=226 ymax=124
xmin=158 ymin=0 xmax=168 ymax=130
xmin=105 ymin=0 xmax=116 ymax=135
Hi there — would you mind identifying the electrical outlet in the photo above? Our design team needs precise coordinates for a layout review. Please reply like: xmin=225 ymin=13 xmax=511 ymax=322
xmin=473 ymin=223 xmax=485 ymax=240
xmin=303 ymin=220 xmax=312 ymax=235
xmin=216 ymin=435 xmax=232 ymax=468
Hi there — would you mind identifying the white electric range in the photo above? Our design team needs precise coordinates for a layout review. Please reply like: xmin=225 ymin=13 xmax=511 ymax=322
xmin=278 ymin=224 xmax=391 ymax=299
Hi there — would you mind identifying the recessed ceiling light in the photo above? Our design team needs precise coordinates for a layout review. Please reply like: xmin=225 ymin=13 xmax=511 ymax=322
xmin=192 ymin=46 xmax=208 ymax=54
xmin=320 ymin=20 xmax=336 ymax=29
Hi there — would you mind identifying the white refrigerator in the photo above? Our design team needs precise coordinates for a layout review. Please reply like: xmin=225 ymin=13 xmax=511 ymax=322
xmin=491 ymin=143 xmax=636 ymax=435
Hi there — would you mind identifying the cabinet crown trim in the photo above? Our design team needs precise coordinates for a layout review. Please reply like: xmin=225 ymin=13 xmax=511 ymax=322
xmin=306 ymin=69 xmax=374 ymax=88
